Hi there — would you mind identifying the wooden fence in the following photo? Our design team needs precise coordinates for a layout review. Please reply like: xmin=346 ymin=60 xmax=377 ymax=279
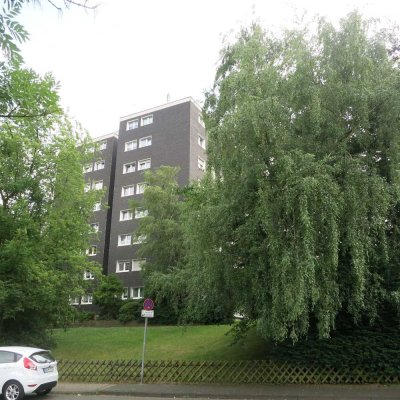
xmin=58 ymin=360 xmax=400 ymax=384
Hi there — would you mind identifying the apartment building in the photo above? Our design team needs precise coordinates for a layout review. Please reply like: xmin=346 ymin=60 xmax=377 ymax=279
xmin=78 ymin=97 xmax=206 ymax=306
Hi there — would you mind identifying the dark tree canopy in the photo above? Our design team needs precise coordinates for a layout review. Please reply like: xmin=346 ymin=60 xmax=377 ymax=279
xmin=0 ymin=0 xmax=102 ymax=345
xmin=189 ymin=13 xmax=400 ymax=341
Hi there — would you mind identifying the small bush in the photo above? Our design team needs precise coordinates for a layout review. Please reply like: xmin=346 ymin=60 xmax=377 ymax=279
xmin=118 ymin=300 xmax=142 ymax=324
xmin=74 ymin=310 xmax=96 ymax=322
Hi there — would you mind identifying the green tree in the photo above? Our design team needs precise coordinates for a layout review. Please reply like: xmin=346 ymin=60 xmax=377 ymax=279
xmin=190 ymin=13 xmax=400 ymax=342
xmin=93 ymin=274 xmax=124 ymax=319
xmin=0 ymin=0 xmax=102 ymax=346
xmin=133 ymin=167 xmax=234 ymax=324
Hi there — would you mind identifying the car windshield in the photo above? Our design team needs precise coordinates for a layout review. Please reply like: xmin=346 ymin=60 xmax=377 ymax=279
xmin=30 ymin=351 xmax=55 ymax=363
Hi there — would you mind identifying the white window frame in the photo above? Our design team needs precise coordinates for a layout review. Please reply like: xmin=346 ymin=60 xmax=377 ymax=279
xmin=93 ymin=180 xmax=103 ymax=190
xmin=198 ymin=115 xmax=205 ymax=128
xmin=139 ymin=136 xmax=152 ymax=148
xmin=116 ymin=260 xmax=131 ymax=273
xmin=69 ymin=296 xmax=80 ymax=305
xmin=86 ymin=245 xmax=97 ymax=256
xmin=141 ymin=115 xmax=153 ymax=126
xmin=94 ymin=160 xmax=105 ymax=171
xmin=138 ymin=158 xmax=151 ymax=171
xmin=118 ymin=234 xmax=132 ymax=246
xmin=83 ymin=271 xmax=95 ymax=280
xmin=125 ymin=140 xmax=137 ymax=152
xmin=198 ymin=157 xmax=206 ymax=171
xmin=83 ymin=164 xmax=93 ymax=173
xmin=120 ymin=209 xmax=133 ymax=221
xmin=123 ymin=162 xmax=136 ymax=174
xmin=81 ymin=294 xmax=93 ymax=304
xmin=90 ymin=223 xmax=99 ymax=233
xmin=198 ymin=135 xmax=206 ymax=149
xmin=130 ymin=287 xmax=143 ymax=299
xmin=136 ymin=182 xmax=146 ymax=194
xmin=99 ymin=141 xmax=107 ymax=150
xmin=121 ymin=185 xmax=135 ymax=197
xmin=84 ymin=182 xmax=91 ymax=193
xmin=132 ymin=259 xmax=145 ymax=272
xmin=135 ymin=208 xmax=148 ymax=219
xmin=122 ymin=287 xmax=129 ymax=300
xmin=127 ymin=119 xmax=139 ymax=130
xmin=93 ymin=202 xmax=101 ymax=212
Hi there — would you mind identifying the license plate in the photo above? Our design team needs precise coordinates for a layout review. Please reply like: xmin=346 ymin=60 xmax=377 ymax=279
xmin=43 ymin=366 xmax=53 ymax=373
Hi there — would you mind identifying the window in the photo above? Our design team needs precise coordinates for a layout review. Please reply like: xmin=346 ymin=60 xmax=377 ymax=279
xmin=198 ymin=157 xmax=206 ymax=171
xmin=138 ymin=158 xmax=151 ymax=171
xmin=94 ymin=160 xmax=105 ymax=171
xmin=132 ymin=234 xmax=146 ymax=244
xmin=132 ymin=259 xmax=145 ymax=271
xmin=135 ymin=208 xmax=148 ymax=219
xmin=83 ymin=271 xmax=95 ymax=280
xmin=198 ymin=135 xmax=206 ymax=149
xmin=139 ymin=136 xmax=152 ymax=148
xmin=127 ymin=119 xmax=139 ymax=130
xmin=118 ymin=234 xmax=131 ymax=246
xmin=198 ymin=115 xmax=205 ymax=128
xmin=122 ymin=287 xmax=129 ymax=300
xmin=81 ymin=294 xmax=93 ymax=304
xmin=122 ymin=184 xmax=135 ymax=197
xmin=92 ymin=180 xmax=103 ymax=190
xmin=120 ymin=209 xmax=133 ymax=221
xmin=131 ymin=287 xmax=143 ymax=299
xmin=69 ymin=297 xmax=80 ymax=305
xmin=83 ymin=164 xmax=93 ymax=173
xmin=86 ymin=245 xmax=97 ymax=256
xmin=125 ymin=140 xmax=137 ymax=151
xmin=99 ymin=141 xmax=107 ymax=150
xmin=141 ymin=115 xmax=153 ymax=126
xmin=90 ymin=223 xmax=99 ymax=233
xmin=116 ymin=260 xmax=130 ymax=273
xmin=123 ymin=162 xmax=136 ymax=174
xmin=84 ymin=182 xmax=91 ymax=193
xmin=136 ymin=182 xmax=146 ymax=194
xmin=93 ymin=202 xmax=101 ymax=212
xmin=0 ymin=351 xmax=22 ymax=364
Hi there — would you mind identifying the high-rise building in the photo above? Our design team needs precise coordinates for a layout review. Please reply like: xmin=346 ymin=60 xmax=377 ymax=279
xmin=79 ymin=97 xmax=206 ymax=306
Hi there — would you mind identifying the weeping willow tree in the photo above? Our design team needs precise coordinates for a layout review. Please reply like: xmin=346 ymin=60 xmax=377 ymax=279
xmin=187 ymin=12 xmax=400 ymax=341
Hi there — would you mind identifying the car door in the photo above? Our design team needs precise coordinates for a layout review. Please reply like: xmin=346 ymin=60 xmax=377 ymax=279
xmin=0 ymin=350 xmax=22 ymax=387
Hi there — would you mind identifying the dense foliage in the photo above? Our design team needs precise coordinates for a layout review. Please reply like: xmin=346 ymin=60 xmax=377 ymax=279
xmin=134 ymin=167 xmax=233 ymax=324
xmin=93 ymin=274 xmax=124 ymax=320
xmin=188 ymin=13 xmax=400 ymax=342
xmin=0 ymin=1 xmax=101 ymax=346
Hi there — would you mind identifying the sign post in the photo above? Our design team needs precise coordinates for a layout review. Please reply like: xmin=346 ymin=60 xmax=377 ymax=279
xmin=140 ymin=298 xmax=154 ymax=384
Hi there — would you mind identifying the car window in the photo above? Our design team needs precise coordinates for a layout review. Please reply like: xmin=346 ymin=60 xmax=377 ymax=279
xmin=30 ymin=351 xmax=55 ymax=363
xmin=0 ymin=351 xmax=22 ymax=363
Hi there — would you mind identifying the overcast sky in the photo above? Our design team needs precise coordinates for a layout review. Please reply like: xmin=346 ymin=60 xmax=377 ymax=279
xmin=18 ymin=0 xmax=400 ymax=138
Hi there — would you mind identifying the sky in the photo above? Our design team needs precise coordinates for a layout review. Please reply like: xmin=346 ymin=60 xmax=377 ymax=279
xmin=18 ymin=0 xmax=400 ymax=138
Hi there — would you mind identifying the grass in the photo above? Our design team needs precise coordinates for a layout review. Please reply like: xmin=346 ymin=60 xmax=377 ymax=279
xmin=51 ymin=324 xmax=267 ymax=361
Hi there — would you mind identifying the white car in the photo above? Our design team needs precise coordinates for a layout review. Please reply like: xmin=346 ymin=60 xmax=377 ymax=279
xmin=0 ymin=346 xmax=58 ymax=400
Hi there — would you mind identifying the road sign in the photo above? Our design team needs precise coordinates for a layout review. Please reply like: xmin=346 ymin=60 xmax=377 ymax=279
xmin=141 ymin=309 xmax=154 ymax=318
xmin=143 ymin=298 xmax=154 ymax=311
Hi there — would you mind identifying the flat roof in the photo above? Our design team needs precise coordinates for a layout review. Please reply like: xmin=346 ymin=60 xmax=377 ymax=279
xmin=93 ymin=131 xmax=119 ymax=141
xmin=120 ymin=97 xmax=202 ymax=122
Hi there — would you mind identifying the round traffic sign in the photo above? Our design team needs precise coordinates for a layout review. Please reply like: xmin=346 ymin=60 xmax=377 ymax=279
xmin=143 ymin=298 xmax=154 ymax=311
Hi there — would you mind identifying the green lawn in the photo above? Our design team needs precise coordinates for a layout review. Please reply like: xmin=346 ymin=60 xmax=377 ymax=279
xmin=52 ymin=324 xmax=267 ymax=361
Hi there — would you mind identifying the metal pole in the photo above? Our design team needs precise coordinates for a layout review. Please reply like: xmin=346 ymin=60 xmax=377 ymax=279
xmin=140 ymin=317 xmax=148 ymax=384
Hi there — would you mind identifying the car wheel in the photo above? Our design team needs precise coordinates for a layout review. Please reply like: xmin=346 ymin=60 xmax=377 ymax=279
xmin=2 ymin=380 xmax=25 ymax=400
xmin=37 ymin=388 xmax=52 ymax=396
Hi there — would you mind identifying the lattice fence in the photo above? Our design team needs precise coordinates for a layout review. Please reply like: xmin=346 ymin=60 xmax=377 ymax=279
xmin=58 ymin=359 xmax=400 ymax=384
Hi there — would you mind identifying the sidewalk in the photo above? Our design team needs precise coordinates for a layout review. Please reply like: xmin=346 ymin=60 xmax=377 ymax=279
xmin=54 ymin=382 xmax=400 ymax=399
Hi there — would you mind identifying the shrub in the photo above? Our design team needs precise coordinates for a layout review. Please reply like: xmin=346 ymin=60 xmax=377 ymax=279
xmin=118 ymin=300 xmax=142 ymax=324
